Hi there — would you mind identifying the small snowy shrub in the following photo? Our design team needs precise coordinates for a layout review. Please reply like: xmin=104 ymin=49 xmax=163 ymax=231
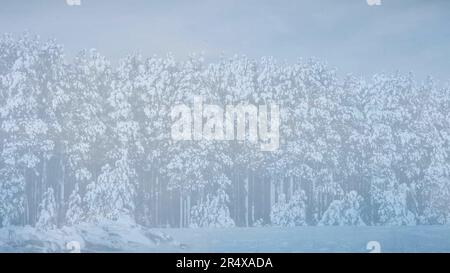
xmin=377 ymin=184 xmax=416 ymax=226
xmin=36 ymin=188 xmax=57 ymax=230
xmin=270 ymin=190 xmax=307 ymax=227
xmin=190 ymin=188 xmax=235 ymax=228
xmin=319 ymin=191 xmax=365 ymax=226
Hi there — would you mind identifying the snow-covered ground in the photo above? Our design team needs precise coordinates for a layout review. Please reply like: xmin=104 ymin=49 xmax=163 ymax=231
xmin=2 ymin=222 xmax=450 ymax=252
xmin=158 ymin=225 xmax=450 ymax=253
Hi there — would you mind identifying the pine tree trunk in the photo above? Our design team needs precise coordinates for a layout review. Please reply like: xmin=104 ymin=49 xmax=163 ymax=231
xmin=289 ymin=176 xmax=294 ymax=200
xmin=34 ymin=173 xmax=38 ymax=225
xmin=155 ymin=175 xmax=159 ymax=226
xmin=244 ymin=174 xmax=249 ymax=227
xmin=250 ymin=171 xmax=254 ymax=226
xmin=270 ymin=178 xmax=275 ymax=215
xmin=187 ymin=194 xmax=191 ymax=227
xmin=179 ymin=193 xmax=183 ymax=228
xmin=59 ymin=154 xmax=65 ymax=226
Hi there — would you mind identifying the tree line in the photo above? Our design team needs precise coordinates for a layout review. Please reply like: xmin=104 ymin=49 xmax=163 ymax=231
xmin=1 ymin=33 xmax=449 ymax=228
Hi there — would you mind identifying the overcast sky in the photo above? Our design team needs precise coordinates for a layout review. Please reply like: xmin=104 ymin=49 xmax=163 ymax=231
xmin=1 ymin=0 xmax=449 ymax=81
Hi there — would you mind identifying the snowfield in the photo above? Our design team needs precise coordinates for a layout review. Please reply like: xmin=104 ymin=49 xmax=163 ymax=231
xmin=159 ymin=226 xmax=450 ymax=253
xmin=2 ymin=222 xmax=450 ymax=253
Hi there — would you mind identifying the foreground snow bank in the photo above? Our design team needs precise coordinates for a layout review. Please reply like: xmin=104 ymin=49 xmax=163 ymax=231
xmin=0 ymin=217 xmax=183 ymax=253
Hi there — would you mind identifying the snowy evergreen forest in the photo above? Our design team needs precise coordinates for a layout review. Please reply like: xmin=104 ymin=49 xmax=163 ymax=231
xmin=1 ymin=33 xmax=450 ymax=230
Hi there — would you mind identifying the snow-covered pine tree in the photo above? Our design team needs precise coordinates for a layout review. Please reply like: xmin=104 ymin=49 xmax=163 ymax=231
xmin=63 ymin=48 xmax=110 ymax=215
xmin=0 ymin=169 xmax=25 ymax=227
xmin=65 ymin=183 xmax=84 ymax=225
xmin=84 ymin=150 xmax=136 ymax=222
xmin=36 ymin=187 xmax=57 ymax=230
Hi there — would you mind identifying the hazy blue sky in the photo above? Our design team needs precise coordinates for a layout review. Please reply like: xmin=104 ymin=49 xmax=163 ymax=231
xmin=1 ymin=0 xmax=449 ymax=81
